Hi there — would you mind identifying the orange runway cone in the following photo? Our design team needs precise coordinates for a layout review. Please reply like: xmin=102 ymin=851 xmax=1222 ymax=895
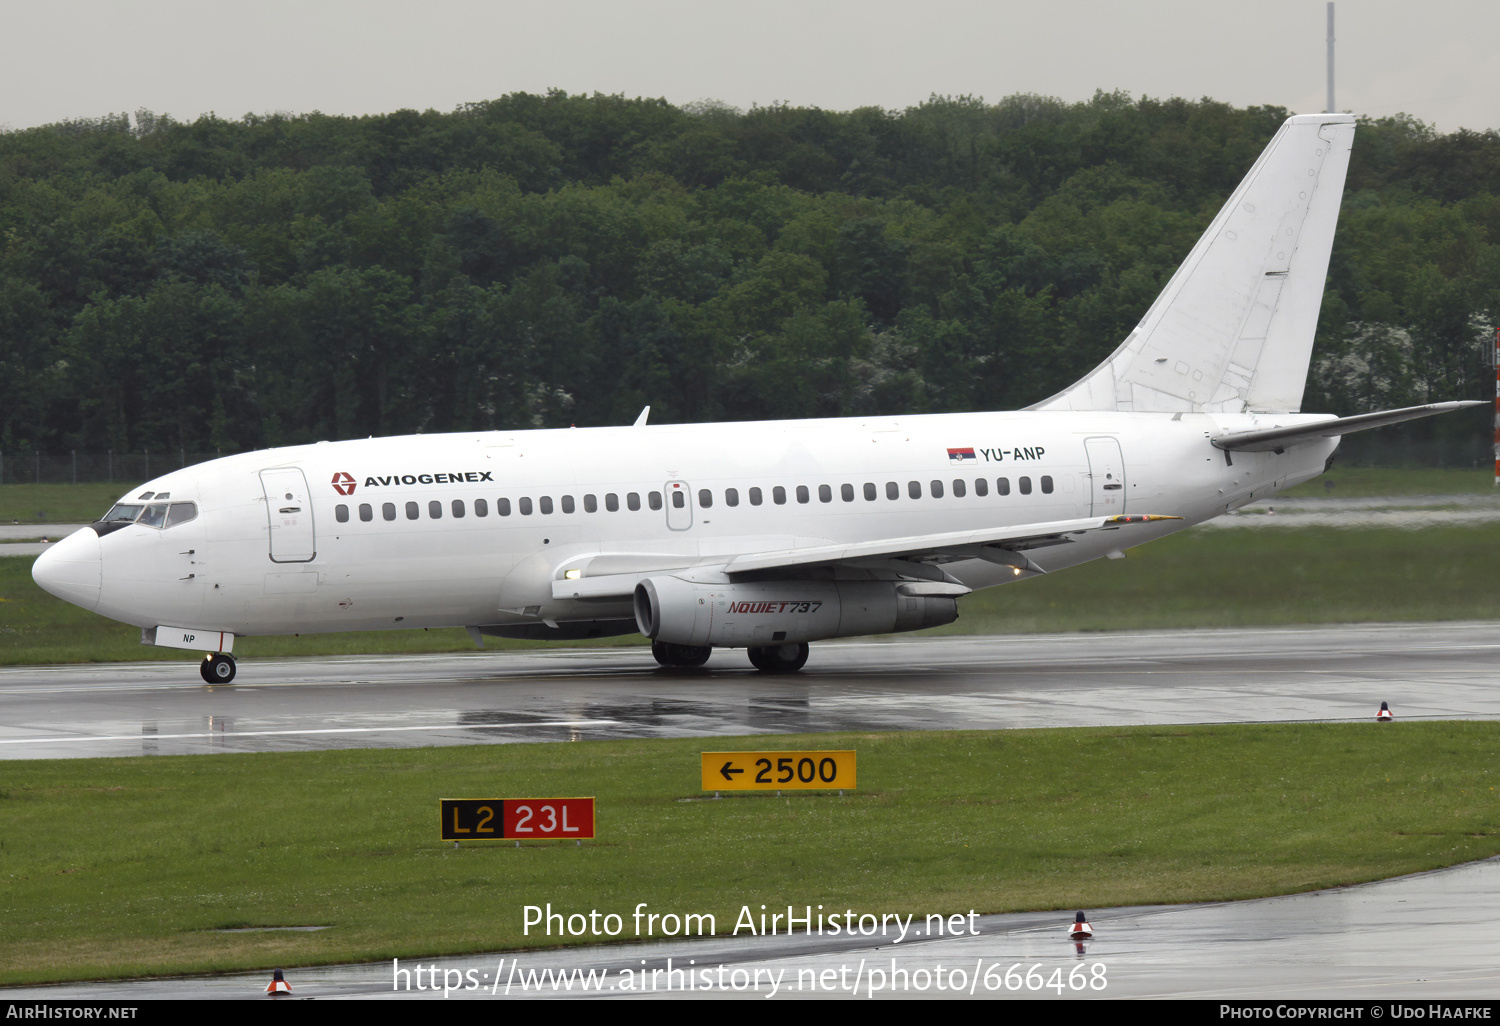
xmin=1068 ymin=911 xmax=1093 ymax=940
xmin=1377 ymin=701 xmax=1393 ymax=723
xmin=265 ymin=968 xmax=291 ymax=995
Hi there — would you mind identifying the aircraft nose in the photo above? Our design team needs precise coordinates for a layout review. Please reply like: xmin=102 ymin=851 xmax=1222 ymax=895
xmin=31 ymin=528 xmax=103 ymax=611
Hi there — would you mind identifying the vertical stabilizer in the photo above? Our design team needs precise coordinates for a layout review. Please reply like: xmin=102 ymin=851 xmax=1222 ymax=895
xmin=1030 ymin=114 xmax=1355 ymax=414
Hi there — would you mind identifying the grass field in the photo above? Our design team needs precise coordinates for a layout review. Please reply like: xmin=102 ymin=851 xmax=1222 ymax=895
xmin=1 ymin=723 xmax=1496 ymax=984
xmin=6 ymin=522 xmax=1500 ymax=664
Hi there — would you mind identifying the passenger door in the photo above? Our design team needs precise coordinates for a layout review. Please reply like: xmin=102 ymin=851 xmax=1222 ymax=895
xmin=260 ymin=467 xmax=316 ymax=562
xmin=1084 ymin=437 xmax=1126 ymax=516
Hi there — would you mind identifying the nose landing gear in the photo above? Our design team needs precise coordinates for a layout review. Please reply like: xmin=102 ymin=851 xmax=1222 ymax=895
xmin=201 ymin=652 xmax=237 ymax=684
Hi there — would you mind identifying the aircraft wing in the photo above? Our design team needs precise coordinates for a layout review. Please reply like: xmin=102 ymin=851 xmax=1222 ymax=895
xmin=1212 ymin=401 xmax=1482 ymax=453
xmin=721 ymin=514 xmax=1181 ymax=576
xmin=552 ymin=515 xmax=1180 ymax=600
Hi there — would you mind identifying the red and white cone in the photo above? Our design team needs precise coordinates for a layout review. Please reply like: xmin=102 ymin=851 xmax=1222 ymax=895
xmin=265 ymin=968 xmax=291 ymax=995
xmin=1377 ymin=702 xmax=1393 ymax=723
xmin=1068 ymin=911 xmax=1093 ymax=940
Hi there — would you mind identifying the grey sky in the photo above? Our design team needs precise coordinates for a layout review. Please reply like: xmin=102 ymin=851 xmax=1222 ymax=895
xmin=3 ymin=0 xmax=1497 ymax=134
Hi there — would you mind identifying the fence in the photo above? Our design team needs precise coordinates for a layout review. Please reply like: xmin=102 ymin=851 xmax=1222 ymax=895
xmin=0 ymin=451 xmax=235 ymax=486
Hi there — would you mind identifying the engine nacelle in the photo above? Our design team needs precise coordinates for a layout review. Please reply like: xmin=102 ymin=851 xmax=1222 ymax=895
xmin=632 ymin=576 xmax=965 ymax=648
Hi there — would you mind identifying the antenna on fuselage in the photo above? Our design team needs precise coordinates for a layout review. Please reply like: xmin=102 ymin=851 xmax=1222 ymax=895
xmin=633 ymin=406 xmax=651 ymax=427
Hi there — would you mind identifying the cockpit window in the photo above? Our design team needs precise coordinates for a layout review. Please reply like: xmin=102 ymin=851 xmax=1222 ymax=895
xmin=98 ymin=500 xmax=198 ymax=529
xmin=164 ymin=502 xmax=198 ymax=528
xmin=137 ymin=492 xmax=155 ymax=500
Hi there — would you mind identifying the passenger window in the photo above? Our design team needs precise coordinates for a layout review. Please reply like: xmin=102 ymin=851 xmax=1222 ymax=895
xmin=474 ymin=498 xmax=488 ymax=517
xmin=819 ymin=484 xmax=832 ymax=503
xmin=627 ymin=492 xmax=641 ymax=511
xmin=671 ymin=491 xmax=686 ymax=509
xmin=864 ymin=483 xmax=877 ymax=501
xmin=606 ymin=493 xmax=620 ymax=512
xmin=452 ymin=499 xmax=465 ymax=518
xmin=1041 ymin=476 xmax=1054 ymax=494
xmin=406 ymin=501 xmax=419 ymax=520
xmin=725 ymin=488 xmax=739 ymax=507
xmin=796 ymin=485 xmax=810 ymax=504
xmin=519 ymin=497 xmax=533 ymax=515
xmin=997 ymin=478 xmax=1010 ymax=496
xmin=930 ymin=480 xmax=944 ymax=499
xmin=841 ymin=483 xmax=854 ymax=502
xmin=749 ymin=487 xmax=763 ymax=506
xmin=383 ymin=502 xmax=396 ymax=521
xmin=773 ymin=486 xmax=787 ymax=505
xmin=648 ymin=491 xmax=662 ymax=511
xmin=498 ymin=498 xmax=511 ymax=516
xmin=359 ymin=503 xmax=373 ymax=522
xmin=974 ymin=478 xmax=988 ymax=497
xmin=539 ymin=496 xmax=553 ymax=514
xmin=429 ymin=500 xmax=443 ymax=519
xmin=952 ymin=479 xmax=966 ymax=498
xmin=336 ymin=504 xmax=350 ymax=523
xmin=584 ymin=494 xmax=597 ymax=513
xmin=908 ymin=481 xmax=922 ymax=499
xmin=165 ymin=502 xmax=198 ymax=528
xmin=561 ymin=495 xmax=574 ymax=514
xmin=1019 ymin=477 xmax=1032 ymax=495
xmin=698 ymin=489 xmax=712 ymax=508
xmin=886 ymin=482 xmax=899 ymax=500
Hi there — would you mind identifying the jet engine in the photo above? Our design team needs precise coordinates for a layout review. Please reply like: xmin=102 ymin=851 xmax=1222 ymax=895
xmin=632 ymin=576 xmax=966 ymax=648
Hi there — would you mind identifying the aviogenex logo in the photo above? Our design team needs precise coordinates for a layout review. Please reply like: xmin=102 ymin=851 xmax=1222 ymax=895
xmin=331 ymin=471 xmax=356 ymax=496
xmin=361 ymin=471 xmax=496 ymax=487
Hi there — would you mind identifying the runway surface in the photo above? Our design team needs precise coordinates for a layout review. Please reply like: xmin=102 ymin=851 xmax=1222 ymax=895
xmin=5 ymin=623 xmax=1500 ymax=759
xmin=4 ymin=622 xmax=1498 ymax=1001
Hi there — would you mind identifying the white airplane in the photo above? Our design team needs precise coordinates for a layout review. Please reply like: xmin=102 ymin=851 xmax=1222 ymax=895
xmin=32 ymin=113 xmax=1477 ymax=683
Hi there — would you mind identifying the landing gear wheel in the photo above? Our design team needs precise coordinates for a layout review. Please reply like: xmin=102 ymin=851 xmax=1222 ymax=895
xmin=201 ymin=652 xmax=237 ymax=684
xmin=651 ymin=641 xmax=711 ymax=668
xmin=747 ymin=642 xmax=809 ymax=674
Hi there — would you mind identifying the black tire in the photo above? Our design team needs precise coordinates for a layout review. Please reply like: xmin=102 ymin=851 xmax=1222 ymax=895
xmin=747 ymin=642 xmax=809 ymax=673
xmin=651 ymin=641 xmax=711 ymax=668
xmin=200 ymin=653 xmax=237 ymax=684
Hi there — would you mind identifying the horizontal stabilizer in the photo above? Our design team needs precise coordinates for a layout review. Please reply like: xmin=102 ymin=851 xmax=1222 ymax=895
xmin=1212 ymin=401 xmax=1483 ymax=452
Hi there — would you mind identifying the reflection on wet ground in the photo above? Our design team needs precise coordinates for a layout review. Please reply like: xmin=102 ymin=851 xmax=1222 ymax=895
xmin=5 ymin=623 xmax=1500 ymax=759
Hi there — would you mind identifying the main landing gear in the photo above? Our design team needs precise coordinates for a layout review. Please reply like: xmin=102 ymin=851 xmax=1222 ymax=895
xmin=651 ymin=640 xmax=810 ymax=673
xmin=748 ymin=642 xmax=809 ymax=674
xmin=651 ymin=641 xmax=711 ymax=668
xmin=200 ymin=652 xmax=237 ymax=684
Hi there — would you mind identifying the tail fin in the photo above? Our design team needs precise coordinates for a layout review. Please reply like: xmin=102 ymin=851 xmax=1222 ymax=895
xmin=1030 ymin=113 xmax=1355 ymax=414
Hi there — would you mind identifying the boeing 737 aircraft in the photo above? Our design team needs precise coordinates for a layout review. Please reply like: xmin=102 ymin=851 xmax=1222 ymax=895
xmin=31 ymin=113 xmax=1477 ymax=682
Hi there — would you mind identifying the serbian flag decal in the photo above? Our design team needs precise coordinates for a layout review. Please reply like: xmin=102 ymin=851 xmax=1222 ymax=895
xmin=947 ymin=447 xmax=976 ymax=463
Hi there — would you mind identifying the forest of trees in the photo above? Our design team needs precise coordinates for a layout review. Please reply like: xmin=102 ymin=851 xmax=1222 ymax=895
xmin=2 ymin=89 xmax=1497 ymax=465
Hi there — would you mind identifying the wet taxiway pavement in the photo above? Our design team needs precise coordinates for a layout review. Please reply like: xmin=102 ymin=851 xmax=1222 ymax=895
xmin=6 ymin=856 xmax=1498 ymax=1000
xmin=4 ymin=623 xmax=1500 ymax=759
xmin=4 ymin=623 xmax=1498 ymax=1001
